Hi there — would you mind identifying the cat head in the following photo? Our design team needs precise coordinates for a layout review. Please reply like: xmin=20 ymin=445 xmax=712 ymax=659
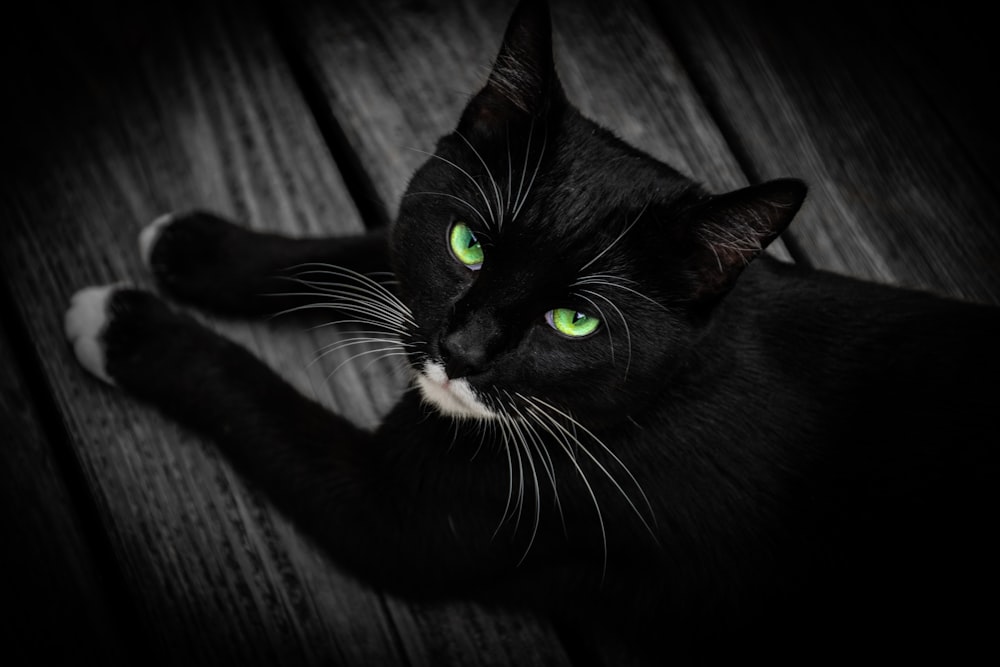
xmin=390 ymin=0 xmax=805 ymax=425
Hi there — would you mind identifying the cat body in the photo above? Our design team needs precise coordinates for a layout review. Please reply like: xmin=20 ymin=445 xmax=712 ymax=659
xmin=65 ymin=1 xmax=999 ymax=662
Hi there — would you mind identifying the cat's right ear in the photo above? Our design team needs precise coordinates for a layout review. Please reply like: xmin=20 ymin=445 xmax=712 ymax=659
xmin=677 ymin=178 xmax=808 ymax=303
xmin=458 ymin=0 xmax=563 ymax=134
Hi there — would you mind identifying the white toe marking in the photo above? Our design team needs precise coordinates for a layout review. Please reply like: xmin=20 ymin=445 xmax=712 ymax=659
xmin=139 ymin=212 xmax=177 ymax=269
xmin=64 ymin=285 xmax=120 ymax=385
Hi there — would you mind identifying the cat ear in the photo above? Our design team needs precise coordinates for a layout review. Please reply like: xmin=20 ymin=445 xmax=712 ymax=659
xmin=680 ymin=178 xmax=807 ymax=301
xmin=459 ymin=0 xmax=561 ymax=133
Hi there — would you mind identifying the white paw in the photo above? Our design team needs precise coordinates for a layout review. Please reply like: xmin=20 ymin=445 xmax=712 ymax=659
xmin=64 ymin=285 xmax=121 ymax=385
xmin=139 ymin=212 xmax=177 ymax=269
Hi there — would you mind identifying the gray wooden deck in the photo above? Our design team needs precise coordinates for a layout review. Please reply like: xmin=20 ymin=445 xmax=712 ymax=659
xmin=1 ymin=0 xmax=997 ymax=664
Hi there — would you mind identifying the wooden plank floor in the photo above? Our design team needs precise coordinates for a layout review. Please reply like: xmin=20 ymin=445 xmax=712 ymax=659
xmin=1 ymin=0 xmax=996 ymax=665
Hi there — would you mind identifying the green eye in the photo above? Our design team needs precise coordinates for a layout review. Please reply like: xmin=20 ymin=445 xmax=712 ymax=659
xmin=449 ymin=222 xmax=484 ymax=270
xmin=546 ymin=308 xmax=600 ymax=338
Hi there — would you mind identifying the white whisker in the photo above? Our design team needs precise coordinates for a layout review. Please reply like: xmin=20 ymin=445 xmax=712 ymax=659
xmin=324 ymin=346 xmax=413 ymax=382
xmin=282 ymin=285 xmax=413 ymax=326
xmin=405 ymin=147 xmax=496 ymax=227
xmin=577 ymin=202 xmax=649 ymax=274
xmin=403 ymin=191 xmax=490 ymax=229
xmin=577 ymin=292 xmax=616 ymax=366
xmin=504 ymin=402 xmax=542 ymax=564
xmin=573 ymin=278 xmax=667 ymax=313
xmin=358 ymin=348 xmax=414 ymax=377
xmin=305 ymin=318 xmax=409 ymax=336
xmin=581 ymin=288 xmax=633 ymax=378
xmin=511 ymin=118 xmax=534 ymax=221
xmin=573 ymin=273 xmax=640 ymax=286
xmin=456 ymin=131 xmax=504 ymax=229
xmin=507 ymin=393 xmax=565 ymax=533
xmin=285 ymin=264 xmax=413 ymax=319
xmin=310 ymin=336 xmax=416 ymax=368
xmin=507 ymin=407 xmax=527 ymax=535
xmin=268 ymin=294 xmax=410 ymax=330
xmin=519 ymin=401 xmax=608 ymax=576
xmin=505 ymin=125 xmax=513 ymax=218
xmin=512 ymin=123 xmax=548 ymax=221
xmin=493 ymin=415 xmax=518 ymax=541
xmin=519 ymin=394 xmax=658 ymax=538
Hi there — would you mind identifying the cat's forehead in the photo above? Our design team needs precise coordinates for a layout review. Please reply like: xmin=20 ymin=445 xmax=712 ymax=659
xmin=505 ymin=137 xmax=689 ymax=255
xmin=420 ymin=113 xmax=698 ymax=283
xmin=446 ymin=114 xmax=692 ymax=239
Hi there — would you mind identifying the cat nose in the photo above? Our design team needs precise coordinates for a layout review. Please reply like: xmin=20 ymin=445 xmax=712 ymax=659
xmin=440 ymin=330 xmax=489 ymax=378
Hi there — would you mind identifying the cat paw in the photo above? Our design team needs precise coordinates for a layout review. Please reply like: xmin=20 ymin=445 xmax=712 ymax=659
xmin=138 ymin=212 xmax=178 ymax=268
xmin=64 ymin=284 xmax=123 ymax=385
xmin=65 ymin=285 xmax=183 ymax=387
xmin=140 ymin=211 xmax=232 ymax=285
xmin=138 ymin=211 xmax=263 ymax=313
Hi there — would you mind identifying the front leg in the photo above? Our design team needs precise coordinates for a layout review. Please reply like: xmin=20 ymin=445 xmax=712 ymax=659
xmin=63 ymin=286 xmax=508 ymax=593
xmin=142 ymin=212 xmax=391 ymax=317
xmin=64 ymin=284 xmax=370 ymax=495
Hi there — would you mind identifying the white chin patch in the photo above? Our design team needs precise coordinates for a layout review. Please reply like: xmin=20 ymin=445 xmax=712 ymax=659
xmin=415 ymin=361 xmax=496 ymax=420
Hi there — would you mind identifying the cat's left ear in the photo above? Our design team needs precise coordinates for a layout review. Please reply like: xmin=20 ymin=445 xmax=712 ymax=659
xmin=679 ymin=178 xmax=807 ymax=302
xmin=458 ymin=0 xmax=563 ymax=134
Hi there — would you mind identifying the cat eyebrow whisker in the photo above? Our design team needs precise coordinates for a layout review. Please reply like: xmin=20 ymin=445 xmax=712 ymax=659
xmin=511 ymin=123 xmax=548 ymax=221
xmin=580 ymin=289 xmax=633 ymax=379
xmin=572 ymin=273 xmax=639 ymax=287
xmin=505 ymin=125 xmax=513 ymax=221
xmin=577 ymin=202 xmax=650 ymax=274
xmin=456 ymin=131 xmax=505 ymax=231
xmin=402 ymin=191 xmax=490 ymax=229
xmin=405 ymin=147 xmax=497 ymax=228
xmin=511 ymin=118 xmax=535 ymax=225
xmin=577 ymin=293 xmax=616 ymax=366
xmin=572 ymin=278 xmax=667 ymax=314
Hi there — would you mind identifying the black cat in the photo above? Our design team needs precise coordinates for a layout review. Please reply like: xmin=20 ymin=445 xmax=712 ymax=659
xmin=65 ymin=1 xmax=999 ymax=663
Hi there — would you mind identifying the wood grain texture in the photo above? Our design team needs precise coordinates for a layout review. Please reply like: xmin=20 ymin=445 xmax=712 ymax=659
xmin=884 ymin=3 xmax=999 ymax=185
xmin=0 ymin=316 xmax=131 ymax=665
xmin=3 ymin=0 xmax=429 ymax=664
xmin=279 ymin=0 xmax=791 ymax=261
xmin=652 ymin=0 xmax=1000 ymax=304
